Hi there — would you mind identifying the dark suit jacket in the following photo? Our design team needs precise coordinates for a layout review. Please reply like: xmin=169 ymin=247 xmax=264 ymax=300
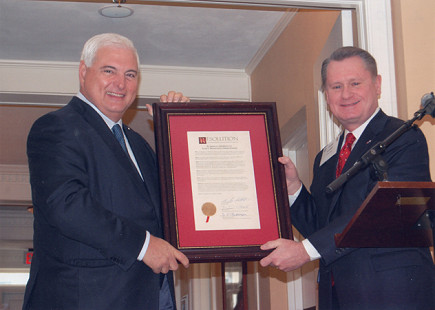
xmin=23 ymin=97 xmax=174 ymax=309
xmin=291 ymin=110 xmax=435 ymax=310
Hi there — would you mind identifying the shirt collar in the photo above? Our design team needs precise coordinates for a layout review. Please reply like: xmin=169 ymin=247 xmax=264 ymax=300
xmin=344 ymin=107 xmax=380 ymax=141
xmin=76 ymin=92 xmax=122 ymax=129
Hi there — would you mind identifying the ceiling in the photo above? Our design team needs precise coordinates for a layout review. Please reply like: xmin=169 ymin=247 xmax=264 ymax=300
xmin=0 ymin=0 xmax=301 ymax=166
xmin=0 ymin=0 xmax=291 ymax=69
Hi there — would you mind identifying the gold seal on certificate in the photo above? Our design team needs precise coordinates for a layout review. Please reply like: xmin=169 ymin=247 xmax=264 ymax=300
xmin=201 ymin=202 xmax=217 ymax=223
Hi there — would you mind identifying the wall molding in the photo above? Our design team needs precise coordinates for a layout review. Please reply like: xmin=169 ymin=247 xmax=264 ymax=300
xmin=0 ymin=60 xmax=251 ymax=102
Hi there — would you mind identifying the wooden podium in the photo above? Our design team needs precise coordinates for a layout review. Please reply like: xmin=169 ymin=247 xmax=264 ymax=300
xmin=335 ymin=182 xmax=435 ymax=248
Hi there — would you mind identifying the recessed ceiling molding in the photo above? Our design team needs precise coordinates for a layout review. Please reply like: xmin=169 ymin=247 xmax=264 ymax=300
xmin=246 ymin=9 xmax=297 ymax=75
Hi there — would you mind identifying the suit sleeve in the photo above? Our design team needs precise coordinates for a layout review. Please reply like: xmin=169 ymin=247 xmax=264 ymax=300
xmin=291 ymin=126 xmax=431 ymax=266
xmin=27 ymin=113 xmax=146 ymax=270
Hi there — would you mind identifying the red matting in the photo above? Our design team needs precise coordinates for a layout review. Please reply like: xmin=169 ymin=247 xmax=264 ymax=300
xmin=168 ymin=114 xmax=279 ymax=248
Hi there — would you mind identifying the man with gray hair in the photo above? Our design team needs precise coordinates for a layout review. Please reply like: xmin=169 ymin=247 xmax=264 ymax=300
xmin=23 ymin=33 xmax=189 ymax=309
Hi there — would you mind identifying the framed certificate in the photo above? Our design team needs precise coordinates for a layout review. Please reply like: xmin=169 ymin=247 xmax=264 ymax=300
xmin=153 ymin=102 xmax=292 ymax=262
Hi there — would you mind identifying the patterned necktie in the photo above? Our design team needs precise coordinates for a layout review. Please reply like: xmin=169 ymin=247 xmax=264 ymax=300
xmin=336 ymin=133 xmax=356 ymax=177
xmin=112 ymin=124 xmax=128 ymax=154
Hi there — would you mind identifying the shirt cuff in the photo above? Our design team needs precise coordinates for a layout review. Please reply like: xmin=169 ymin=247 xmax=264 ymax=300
xmin=288 ymin=184 xmax=303 ymax=206
xmin=302 ymin=239 xmax=321 ymax=261
xmin=137 ymin=231 xmax=150 ymax=261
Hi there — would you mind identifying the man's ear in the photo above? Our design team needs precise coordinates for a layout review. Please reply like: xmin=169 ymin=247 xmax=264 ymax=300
xmin=375 ymin=75 xmax=382 ymax=98
xmin=78 ymin=61 xmax=87 ymax=85
xmin=324 ymin=91 xmax=330 ymax=105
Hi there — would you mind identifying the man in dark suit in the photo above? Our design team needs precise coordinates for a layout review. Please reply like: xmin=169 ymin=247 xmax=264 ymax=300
xmin=23 ymin=33 xmax=189 ymax=310
xmin=260 ymin=46 xmax=435 ymax=309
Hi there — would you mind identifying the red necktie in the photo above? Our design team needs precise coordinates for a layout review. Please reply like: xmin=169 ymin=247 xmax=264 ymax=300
xmin=336 ymin=133 xmax=356 ymax=177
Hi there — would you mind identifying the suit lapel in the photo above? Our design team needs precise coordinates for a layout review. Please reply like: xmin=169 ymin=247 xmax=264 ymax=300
xmin=342 ymin=110 xmax=389 ymax=175
xmin=69 ymin=98 xmax=151 ymax=198
xmin=123 ymin=124 xmax=162 ymax=223
xmin=326 ymin=110 xmax=389 ymax=220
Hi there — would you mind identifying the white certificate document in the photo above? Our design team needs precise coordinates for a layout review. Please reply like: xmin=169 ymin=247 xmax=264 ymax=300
xmin=187 ymin=131 xmax=261 ymax=231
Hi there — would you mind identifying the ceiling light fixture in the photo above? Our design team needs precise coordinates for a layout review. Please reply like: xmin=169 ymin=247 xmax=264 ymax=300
xmin=99 ymin=0 xmax=134 ymax=18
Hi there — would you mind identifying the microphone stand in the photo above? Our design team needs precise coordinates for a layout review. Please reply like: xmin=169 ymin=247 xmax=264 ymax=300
xmin=325 ymin=103 xmax=432 ymax=194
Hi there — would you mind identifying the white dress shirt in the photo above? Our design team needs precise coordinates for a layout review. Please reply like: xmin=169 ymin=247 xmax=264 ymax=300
xmin=291 ymin=107 xmax=380 ymax=260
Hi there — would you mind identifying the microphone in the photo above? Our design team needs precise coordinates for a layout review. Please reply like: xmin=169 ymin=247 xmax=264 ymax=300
xmin=420 ymin=92 xmax=435 ymax=118
xmin=326 ymin=91 xmax=435 ymax=193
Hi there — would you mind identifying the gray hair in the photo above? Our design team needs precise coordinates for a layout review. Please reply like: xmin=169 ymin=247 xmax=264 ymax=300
xmin=80 ymin=33 xmax=140 ymax=67
xmin=321 ymin=46 xmax=378 ymax=91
